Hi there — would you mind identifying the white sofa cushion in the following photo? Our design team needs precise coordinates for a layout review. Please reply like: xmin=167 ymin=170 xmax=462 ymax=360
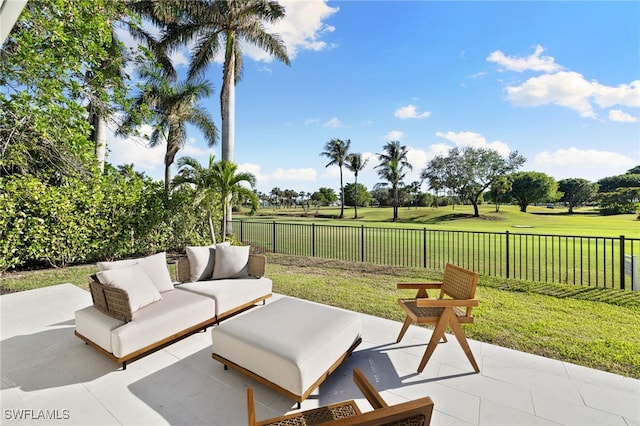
xmin=212 ymin=244 xmax=250 ymax=279
xmin=210 ymin=297 xmax=361 ymax=396
xmin=176 ymin=277 xmax=272 ymax=316
xmin=111 ymin=289 xmax=215 ymax=358
xmin=96 ymin=252 xmax=174 ymax=293
xmin=96 ymin=264 xmax=162 ymax=312
xmin=186 ymin=242 xmax=230 ymax=281
xmin=75 ymin=306 xmax=124 ymax=353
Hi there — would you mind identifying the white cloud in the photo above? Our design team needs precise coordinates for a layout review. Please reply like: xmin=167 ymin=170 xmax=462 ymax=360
xmin=304 ymin=118 xmax=321 ymax=125
xmin=245 ymin=0 xmax=339 ymax=62
xmin=386 ymin=130 xmax=404 ymax=140
xmin=107 ymin=124 xmax=165 ymax=176
xmin=324 ymin=117 xmax=342 ymax=128
xmin=608 ymin=109 xmax=638 ymax=123
xmin=239 ymin=163 xmax=317 ymax=189
xmin=534 ymin=147 xmax=636 ymax=169
xmin=593 ymin=80 xmax=640 ymax=108
xmin=505 ymin=71 xmax=596 ymax=117
xmin=487 ymin=44 xmax=561 ymax=73
xmin=435 ymin=131 xmax=512 ymax=157
xmin=394 ymin=104 xmax=432 ymax=119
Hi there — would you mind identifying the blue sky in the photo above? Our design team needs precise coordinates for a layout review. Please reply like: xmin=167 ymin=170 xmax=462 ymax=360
xmin=109 ymin=1 xmax=640 ymax=195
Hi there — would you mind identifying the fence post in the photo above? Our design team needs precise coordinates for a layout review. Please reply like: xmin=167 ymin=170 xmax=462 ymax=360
xmin=272 ymin=221 xmax=276 ymax=253
xmin=361 ymin=225 xmax=365 ymax=263
xmin=620 ymin=235 xmax=625 ymax=290
xmin=423 ymin=228 xmax=427 ymax=268
xmin=312 ymin=223 xmax=316 ymax=257
xmin=505 ymin=230 xmax=510 ymax=279
xmin=239 ymin=220 xmax=243 ymax=243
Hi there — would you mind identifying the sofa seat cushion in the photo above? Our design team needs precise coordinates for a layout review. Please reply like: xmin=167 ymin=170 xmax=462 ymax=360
xmin=175 ymin=277 xmax=272 ymax=317
xmin=111 ymin=289 xmax=215 ymax=358
xmin=75 ymin=306 xmax=125 ymax=353
xmin=211 ymin=297 xmax=362 ymax=397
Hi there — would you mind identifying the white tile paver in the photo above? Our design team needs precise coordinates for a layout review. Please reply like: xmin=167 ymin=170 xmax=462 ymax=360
xmin=1 ymin=284 xmax=638 ymax=426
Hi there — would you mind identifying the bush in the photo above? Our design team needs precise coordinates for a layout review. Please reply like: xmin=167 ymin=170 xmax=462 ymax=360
xmin=0 ymin=171 xmax=212 ymax=271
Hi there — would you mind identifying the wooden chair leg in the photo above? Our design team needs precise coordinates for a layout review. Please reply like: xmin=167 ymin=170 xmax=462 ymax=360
xmin=417 ymin=312 xmax=450 ymax=373
xmin=247 ymin=388 xmax=256 ymax=426
xmin=448 ymin=313 xmax=480 ymax=373
xmin=397 ymin=315 xmax=413 ymax=343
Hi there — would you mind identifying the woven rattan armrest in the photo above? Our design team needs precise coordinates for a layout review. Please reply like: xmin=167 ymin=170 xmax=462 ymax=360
xmin=416 ymin=298 xmax=478 ymax=308
xmin=175 ymin=253 xmax=267 ymax=283
xmin=88 ymin=275 xmax=132 ymax=322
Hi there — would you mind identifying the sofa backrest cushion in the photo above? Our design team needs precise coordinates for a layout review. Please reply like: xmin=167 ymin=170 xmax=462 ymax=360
xmin=212 ymin=244 xmax=250 ymax=279
xmin=97 ymin=252 xmax=174 ymax=292
xmin=185 ymin=242 xmax=230 ymax=281
xmin=96 ymin=264 xmax=162 ymax=313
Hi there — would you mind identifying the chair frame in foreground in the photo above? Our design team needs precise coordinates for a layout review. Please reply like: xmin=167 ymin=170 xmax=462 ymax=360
xmin=247 ymin=368 xmax=434 ymax=426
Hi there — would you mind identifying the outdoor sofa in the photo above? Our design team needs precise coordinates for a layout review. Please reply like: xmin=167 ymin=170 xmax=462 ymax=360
xmin=74 ymin=244 xmax=272 ymax=369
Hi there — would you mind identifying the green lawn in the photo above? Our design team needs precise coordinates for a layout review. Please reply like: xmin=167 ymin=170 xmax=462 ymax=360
xmin=245 ymin=204 xmax=640 ymax=238
xmin=3 ymin=253 xmax=638 ymax=379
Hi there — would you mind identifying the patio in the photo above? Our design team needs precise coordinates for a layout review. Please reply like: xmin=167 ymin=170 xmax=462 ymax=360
xmin=1 ymin=284 xmax=638 ymax=425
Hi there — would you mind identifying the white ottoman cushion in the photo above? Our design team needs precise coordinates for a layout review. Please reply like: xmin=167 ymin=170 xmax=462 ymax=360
xmin=211 ymin=297 xmax=361 ymax=396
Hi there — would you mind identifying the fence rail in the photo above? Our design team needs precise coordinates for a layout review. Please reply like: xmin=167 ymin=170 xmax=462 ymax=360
xmin=233 ymin=219 xmax=640 ymax=291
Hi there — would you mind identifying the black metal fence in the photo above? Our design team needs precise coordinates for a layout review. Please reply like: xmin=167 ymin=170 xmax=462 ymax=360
xmin=233 ymin=219 xmax=640 ymax=291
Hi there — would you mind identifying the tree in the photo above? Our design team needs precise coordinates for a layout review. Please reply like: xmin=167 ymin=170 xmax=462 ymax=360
xmin=118 ymin=64 xmax=217 ymax=193
xmin=344 ymin=152 xmax=368 ymax=218
xmin=557 ymin=178 xmax=598 ymax=213
xmin=402 ymin=181 xmax=422 ymax=209
xmin=344 ymin=183 xmax=372 ymax=208
xmin=320 ymin=138 xmax=351 ymax=218
xmin=597 ymin=171 xmax=640 ymax=214
xmin=0 ymin=0 xmax=130 ymax=179
xmin=375 ymin=141 xmax=412 ymax=221
xmin=159 ymin=0 xmax=290 ymax=231
xmin=370 ymin=187 xmax=392 ymax=207
xmin=172 ymin=156 xmax=258 ymax=241
xmin=488 ymin=176 xmax=512 ymax=212
xmin=311 ymin=187 xmax=337 ymax=206
xmin=171 ymin=155 xmax=221 ymax=243
xmin=421 ymin=147 xmax=525 ymax=217
xmin=509 ymin=171 xmax=559 ymax=212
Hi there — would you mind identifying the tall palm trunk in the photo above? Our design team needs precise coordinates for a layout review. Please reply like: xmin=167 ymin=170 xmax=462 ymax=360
xmin=221 ymin=53 xmax=236 ymax=236
xmin=353 ymin=175 xmax=359 ymax=219
xmin=339 ymin=167 xmax=344 ymax=219
xmin=207 ymin=211 xmax=216 ymax=244
xmin=91 ymin=113 xmax=107 ymax=173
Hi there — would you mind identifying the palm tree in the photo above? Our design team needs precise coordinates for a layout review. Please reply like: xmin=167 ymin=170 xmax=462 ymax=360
xmin=375 ymin=141 xmax=413 ymax=222
xmin=171 ymin=155 xmax=221 ymax=243
xmin=209 ymin=159 xmax=259 ymax=239
xmin=118 ymin=64 xmax=217 ymax=193
xmin=344 ymin=153 xmax=368 ymax=219
xmin=320 ymin=138 xmax=351 ymax=219
xmin=160 ymin=0 xmax=290 ymax=231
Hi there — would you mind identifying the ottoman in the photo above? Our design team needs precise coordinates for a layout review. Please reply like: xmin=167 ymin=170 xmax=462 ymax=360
xmin=211 ymin=297 xmax=362 ymax=405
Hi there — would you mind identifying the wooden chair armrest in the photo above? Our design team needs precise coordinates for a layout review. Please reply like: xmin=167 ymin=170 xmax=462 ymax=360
xmin=396 ymin=282 xmax=442 ymax=290
xmin=352 ymin=368 xmax=387 ymax=409
xmin=416 ymin=298 xmax=479 ymax=308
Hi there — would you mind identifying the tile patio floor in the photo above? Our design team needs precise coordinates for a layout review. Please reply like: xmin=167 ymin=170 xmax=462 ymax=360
xmin=1 ymin=284 xmax=638 ymax=425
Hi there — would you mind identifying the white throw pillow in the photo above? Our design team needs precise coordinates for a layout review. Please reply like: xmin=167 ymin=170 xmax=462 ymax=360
xmin=96 ymin=264 xmax=162 ymax=312
xmin=212 ymin=245 xmax=250 ymax=279
xmin=186 ymin=242 xmax=231 ymax=281
xmin=97 ymin=252 xmax=174 ymax=293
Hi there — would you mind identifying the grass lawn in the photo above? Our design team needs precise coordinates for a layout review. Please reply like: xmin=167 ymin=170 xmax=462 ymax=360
xmin=3 ymin=253 xmax=638 ymax=379
xmin=244 ymin=204 xmax=640 ymax=238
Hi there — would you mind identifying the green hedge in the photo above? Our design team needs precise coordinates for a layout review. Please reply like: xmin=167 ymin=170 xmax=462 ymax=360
xmin=0 ymin=171 xmax=213 ymax=270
